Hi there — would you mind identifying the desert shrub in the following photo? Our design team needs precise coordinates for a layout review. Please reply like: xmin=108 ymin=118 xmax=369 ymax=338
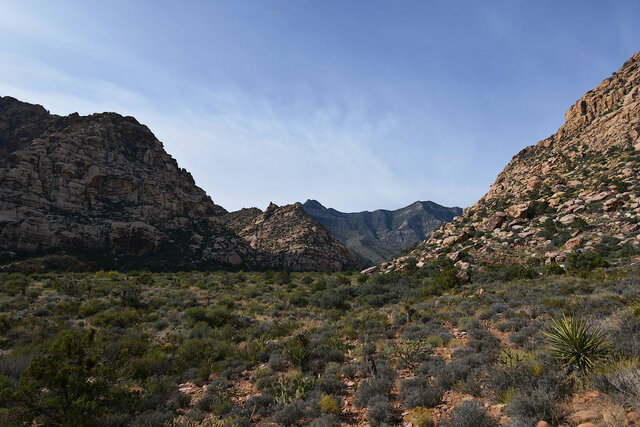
xmin=130 ymin=409 xmax=172 ymax=427
xmin=591 ymin=358 xmax=640 ymax=406
xmin=543 ymin=263 xmax=566 ymax=276
xmin=366 ymin=396 xmax=394 ymax=426
xmin=355 ymin=366 xmax=396 ymax=408
xmin=509 ymin=330 xmax=529 ymax=346
xmin=91 ymin=307 xmax=140 ymax=328
xmin=183 ymin=409 xmax=206 ymax=423
xmin=399 ymin=377 xmax=444 ymax=409
xmin=425 ymin=334 xmax=444 ymax=348
xmin=318 ymin=393 xmax=341 ymax=414
xmin=137 ymin=375 xmax=175 ymax=411
xmin=309 ymin=413 xmax=338 ymax=427
xmin=52 ymin=299 xmax=81 ymax=315
xmin=268 ymin=351 xmax=287 ymax=371
xmin=79 ymin=298 xmax=110 ymax=317
xmin=404 ymin=406 xmax=435 ymax=426
xmin=391 ymin=339 xmax=433 ymax=371
xmin=610 ymin=315 xmax=640 ymax=358
xmin=274 ymin=399 xmax=305 ymax=426
xmin=441 ymin=400 xmax=497 ymax=427
xmin=113 ymin=283 xmax=143 ymax=308
xmin=184 ymin=305 xmax=231 ymax=328
xmin=310 ymin=289 xmax=351 ymax=310
xmin=127 ymin=349 xmax=172 ymax=379
xmin=544 ymin=315 xmax=610 ymax=372
xmin=566 ymin=251 xmax=609 ymax=274
xmin=506 ymin=385 xmax=558 ymax=426
xmin=172 ymin=391 xmax=191 ymax=409
xmin=478 ymin=263 xmax=537 ymax=283
xmin=434 ymin=267 xmax=464 ymax=290
xmin=289 ymin=291 xmax=309 ymax=307
xmin=340 ymin=363 xmax=359 ymax=380
xmin=244 ymin=394 xmax=273 ymax=417
xmin=175 ymin=337 xmax=233 ymax=370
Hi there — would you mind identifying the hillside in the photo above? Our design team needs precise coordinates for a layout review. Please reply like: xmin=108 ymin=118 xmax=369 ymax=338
xmin=385 ymin=51 xmax=640 ymax=275
xmin=302 ymin=199 xmax=461 ymax=265
xmin=222 ymin=203 xmax=358 ymax=271
xmin=0 ymin=97 xmax=354 ymax=271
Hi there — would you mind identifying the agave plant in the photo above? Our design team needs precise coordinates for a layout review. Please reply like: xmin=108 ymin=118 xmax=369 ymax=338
xmin=543 ymin=314 xmax=610 ymax=372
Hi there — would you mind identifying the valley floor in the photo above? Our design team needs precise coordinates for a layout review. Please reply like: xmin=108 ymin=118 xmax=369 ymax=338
xmin=1 ymin=262 xmax=640 ymax=426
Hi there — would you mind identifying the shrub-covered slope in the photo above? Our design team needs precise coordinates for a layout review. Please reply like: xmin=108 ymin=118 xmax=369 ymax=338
xmin=386 ymin=51 xmax=640 ymax=275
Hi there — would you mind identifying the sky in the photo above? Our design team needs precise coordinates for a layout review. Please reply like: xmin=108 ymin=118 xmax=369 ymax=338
xmin=1 ymin=1 xmax=639 ymax=212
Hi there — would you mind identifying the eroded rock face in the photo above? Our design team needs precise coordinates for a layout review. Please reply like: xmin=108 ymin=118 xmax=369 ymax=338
xmin=0 ymin=97 xmax=260 ymax=270
xmin=385 ymin=51 xmax=640 ymax=272
xmin=0 ymin=100 xmax=268 ymax=270
xmin=223 ymin=203 xmax=358 ymax=272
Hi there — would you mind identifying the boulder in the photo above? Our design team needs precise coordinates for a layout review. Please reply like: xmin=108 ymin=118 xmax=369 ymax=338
xmin=487 ymin=212 xmax=508 ymax=230
xmin=559 ymin=214 xmax=576 ymax=225
xmin=506 ymin=202 xmax=530 ymax=219
xmin=603 ymin=198 xmax=620 ymax=212
xmin=528 ymin=176 xmax=543 ymax=189
xmin=565 ymin=236 xmax=584 ymax=249
xmin=455 ymin=232 xmax=470 ymax=244
xmin=586 ymin=191 xmax=613 ymax=203
xmin=443 ymin=235 xmax=457 ymax=246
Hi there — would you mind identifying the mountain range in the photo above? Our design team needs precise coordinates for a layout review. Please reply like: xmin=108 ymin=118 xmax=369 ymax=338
xmin=301 ymin=199 xmax=461 ymax=266
xmin=3 ymin=50 xmax=639 ymax=275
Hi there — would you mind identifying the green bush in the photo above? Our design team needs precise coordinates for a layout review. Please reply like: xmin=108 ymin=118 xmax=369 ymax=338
xmin=91 ymin=307 xmax=140 ymax=328
xmin=11 ymin=330 xmax=134 ymax=426
xmin=566 ymin=251 xmax=609 ymax=274
xmin=542 ymin=263 xmax=566 ymax=276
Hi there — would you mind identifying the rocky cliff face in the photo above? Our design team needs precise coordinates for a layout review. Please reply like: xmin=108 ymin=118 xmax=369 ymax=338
xmin=0 ymin=97 xmax=353 ymax=271
xmin=385 ymin=51 xmax=640 ymax=273
xmin=223 ymin=203 xmax=358 ymax=271
xmin=302 ymin=199 xmax=461 ymax=266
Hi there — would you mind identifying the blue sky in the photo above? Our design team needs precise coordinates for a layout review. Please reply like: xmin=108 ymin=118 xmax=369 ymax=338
xmin=1 ymin=1 xmax=638 ymax=212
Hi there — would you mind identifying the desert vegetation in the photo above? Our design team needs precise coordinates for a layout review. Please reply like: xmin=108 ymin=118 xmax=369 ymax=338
xmin=1 ymin=257 xmax=640 ymax=426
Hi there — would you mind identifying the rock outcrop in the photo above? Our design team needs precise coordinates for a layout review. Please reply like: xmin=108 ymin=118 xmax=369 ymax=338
xmin=0 ymin=97 xmax=354 ymax=271
xmin=301 ymin=200 xmax=461 ymax=266
xmin=385 ymin=51 xmax=640 ymax=273
xmin=223 ymin=203 xmax=358 ymax=271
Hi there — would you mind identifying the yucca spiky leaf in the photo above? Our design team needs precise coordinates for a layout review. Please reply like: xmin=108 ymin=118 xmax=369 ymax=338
xmin=543 ymin=314 xmax=610 ymax=372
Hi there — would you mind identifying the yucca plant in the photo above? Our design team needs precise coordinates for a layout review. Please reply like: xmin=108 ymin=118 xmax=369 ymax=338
xmin=543 ymin=315 xmax=610 ymax=372
xmin=284 ymin=333 xmax=313 ymax=370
